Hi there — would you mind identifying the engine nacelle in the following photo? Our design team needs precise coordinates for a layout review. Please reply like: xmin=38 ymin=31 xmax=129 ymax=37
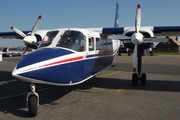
xmin=26 ymin=30 xmax=49 ymax=43
xmin=123 ymin=27 xmax=154 ymax=38
xmin=25 ymin=30 xmax=49 ymax=49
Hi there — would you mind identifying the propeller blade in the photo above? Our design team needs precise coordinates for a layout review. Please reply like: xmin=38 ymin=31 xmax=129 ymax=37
xmin=135 ymin=4 xmax=141 ymax=33
xmin=11 ymin=26 xmax=26 ymax=38
xmin=133 ymin=44 xmax=138 ymax=72
xmin=30 ymin=15 xmax=42 ymax=36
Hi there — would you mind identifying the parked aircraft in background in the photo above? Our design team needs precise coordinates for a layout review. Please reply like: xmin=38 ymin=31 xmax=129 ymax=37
xmin=0 ymin=3 xmax=180 ymax=117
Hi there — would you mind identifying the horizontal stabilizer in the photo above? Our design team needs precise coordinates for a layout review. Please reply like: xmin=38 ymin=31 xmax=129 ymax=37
xmin=143 ymin=37 xmax=169 ymax=42
xmin=108 ymin=35 xmax=131 ymax=40
xmin=108 ymin=35 xmax=170 ymax=43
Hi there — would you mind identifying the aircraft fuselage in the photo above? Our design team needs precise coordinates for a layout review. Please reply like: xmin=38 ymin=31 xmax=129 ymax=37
xmin=12 ymin=28 xmax=120 ymax=86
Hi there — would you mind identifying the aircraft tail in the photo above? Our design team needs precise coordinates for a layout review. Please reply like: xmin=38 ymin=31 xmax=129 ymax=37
xmin=114 ymin=2 xmax=119 ymax=27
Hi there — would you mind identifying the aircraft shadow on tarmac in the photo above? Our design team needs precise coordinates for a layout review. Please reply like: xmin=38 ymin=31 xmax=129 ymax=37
xmin=0 ymin=70 xmax=180 ymax=118
xmin=82 ymin=77 xmax=180 ymax=92
xmin=0 ymin=71 xmax=76 ymax=117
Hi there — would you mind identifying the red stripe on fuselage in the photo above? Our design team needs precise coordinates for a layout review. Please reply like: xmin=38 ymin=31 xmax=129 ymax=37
xmin=21 ymin=56 xmax=83 ymax=73
xmin=39 ymin=56 xmax=83 ymax=68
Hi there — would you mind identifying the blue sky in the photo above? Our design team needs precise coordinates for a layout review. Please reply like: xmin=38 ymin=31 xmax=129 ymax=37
xmin=0 ymin=0 xmax=180 ymax=47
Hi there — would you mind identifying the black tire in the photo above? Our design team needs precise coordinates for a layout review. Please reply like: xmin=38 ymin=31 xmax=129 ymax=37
xmin=141 ymin=73 xmax=146 ymax=85
xmin=132 ymin=73 xmax=138 ymax=85
xmin=28 ymin=95 xmax=38 ymax=117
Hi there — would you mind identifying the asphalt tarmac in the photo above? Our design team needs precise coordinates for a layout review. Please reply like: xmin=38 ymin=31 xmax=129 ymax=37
xmin=0 ymin=55 xmax=180 ymax=120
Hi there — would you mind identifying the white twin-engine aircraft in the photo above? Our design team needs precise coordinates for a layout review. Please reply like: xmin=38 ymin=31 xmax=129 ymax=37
xmin=0 ymin=3 xmax=180 ymax=117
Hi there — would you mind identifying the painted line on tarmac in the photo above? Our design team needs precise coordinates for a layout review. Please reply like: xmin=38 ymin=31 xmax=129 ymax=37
xmin=0 ymin=86 xmax=54 ymax=100
xmin=80 ymin=70 xmax=124 ymax=94
xmin=92 ymin=87 xmax=123 ymax=94
xmin=96 ymin=70 xmax=123 ymax=78
xmin=95 ymin=70 xmax=124 ymax=93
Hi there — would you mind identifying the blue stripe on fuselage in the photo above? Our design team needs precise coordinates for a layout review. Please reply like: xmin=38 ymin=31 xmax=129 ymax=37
xmin=17 ymin=48 xmax=73 ymax=69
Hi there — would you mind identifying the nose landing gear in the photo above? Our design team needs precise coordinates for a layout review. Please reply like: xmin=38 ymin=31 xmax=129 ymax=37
xmin=26 ymin=83 xmax=39 ymax=117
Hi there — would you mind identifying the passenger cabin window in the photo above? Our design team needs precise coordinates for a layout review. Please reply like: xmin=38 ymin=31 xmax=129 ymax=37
xmin=96 ymin=38 xmax=102 ymax=50
xmin=56 ymin=30 xmax=85 ymax=52
xmin=39 ymin=30 xmax=59 ymax=48
xmin=99 ymin=39 xmax=112 ymax=51
xmin=88 ymin=37 xmax=94 ymax=51
xmin=107 ymin=39 xmax=113 ymax=50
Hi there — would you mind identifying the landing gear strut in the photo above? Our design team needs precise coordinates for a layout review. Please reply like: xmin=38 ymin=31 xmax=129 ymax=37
xmin=26 ymin=83 xmax=39 ymax=117
xmin=132 ymin=47 xmax=147 ymax=85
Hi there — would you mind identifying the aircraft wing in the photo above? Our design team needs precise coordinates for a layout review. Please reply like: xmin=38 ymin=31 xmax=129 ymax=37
xmin=1 ymin=26 xmax=180 ymax=39
xmin=153 ymin=26 xmax=180 ymax=36
xmin=101 ymin=26 xmax=180 ymax=36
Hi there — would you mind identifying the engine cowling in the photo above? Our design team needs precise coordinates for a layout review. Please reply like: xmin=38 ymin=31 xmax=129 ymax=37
xmin=123 ymin=27 xmax=154 ymax=38
xmin=25 ymin=30 xmax=49 ymax=49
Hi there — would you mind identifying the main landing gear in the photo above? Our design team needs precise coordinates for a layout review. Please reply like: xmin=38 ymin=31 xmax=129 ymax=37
xmin=132 ymin=47 xmax=147 ymax=85
xmin=132 ymin=72 xmax=146 ymax=85
xmin=26 ymin=83 xmax=39 ymax=117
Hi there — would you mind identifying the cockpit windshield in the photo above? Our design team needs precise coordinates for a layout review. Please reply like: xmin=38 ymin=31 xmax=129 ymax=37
xmin=56 ymin=30 xmax=85 ymax=52
xmin=39 ymin=30 xmax=59 ymax=48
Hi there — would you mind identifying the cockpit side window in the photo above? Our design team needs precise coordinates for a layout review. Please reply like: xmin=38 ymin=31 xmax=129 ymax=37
xmin=56 ymin=30 xmax=85 ymax=52
xmin=39 ymin=30 xmax=59 ymax=48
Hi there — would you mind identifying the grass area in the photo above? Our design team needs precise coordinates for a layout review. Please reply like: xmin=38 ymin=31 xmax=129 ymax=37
xmin=153 ymin=52 xmax=180 ymax=55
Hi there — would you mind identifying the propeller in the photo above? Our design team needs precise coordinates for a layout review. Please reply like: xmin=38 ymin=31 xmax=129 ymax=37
xmin=11 ymin=15 xmax=42 ymax=44
xmin=131 ymin=4 xmax=143 ymax=72
xmin=11 ymin=15 xmax=41 ymax=59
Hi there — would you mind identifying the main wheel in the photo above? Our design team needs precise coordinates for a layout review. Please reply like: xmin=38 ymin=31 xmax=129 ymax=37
xmin=132 ymin=73 xmax=138 ymax=85
xmin=28 ymin=95 xmax=38 ymax=117
xmin=140 ymin=73 xmax=146 ymax=85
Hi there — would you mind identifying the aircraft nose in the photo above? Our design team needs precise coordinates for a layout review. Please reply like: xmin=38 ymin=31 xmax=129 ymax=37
xmin=12 ymin=48 xmax=74 ymax=82
xmin=16 ymin=48 xmax=73 ymax=69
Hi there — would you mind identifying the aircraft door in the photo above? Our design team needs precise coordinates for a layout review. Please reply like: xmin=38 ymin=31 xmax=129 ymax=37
xmin=88 ymin=37 xmax=96 ymax=55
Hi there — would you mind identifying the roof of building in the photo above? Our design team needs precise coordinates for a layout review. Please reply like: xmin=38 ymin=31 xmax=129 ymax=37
xmin=167 ymin=36 xmax=180 ymax=46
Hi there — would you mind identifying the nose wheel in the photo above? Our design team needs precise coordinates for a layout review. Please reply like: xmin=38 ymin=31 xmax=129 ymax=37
xmin=26 ymin=83 xmax=39 ymax=117
xmin=132 ymin=73 xmax=146 ymax=85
